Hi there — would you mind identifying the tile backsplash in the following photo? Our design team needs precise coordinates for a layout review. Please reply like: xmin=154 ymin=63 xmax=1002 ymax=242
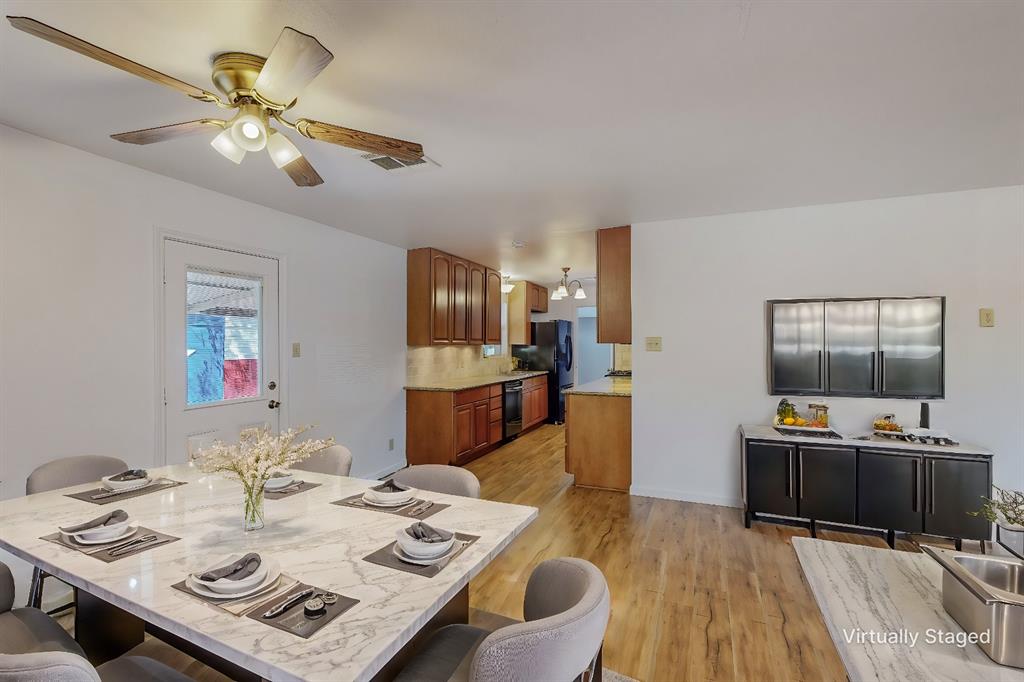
xmin=407 ymin=346 xmax=514 ymax=384
xmin=613 ymin=344 xmax=632 ymax=371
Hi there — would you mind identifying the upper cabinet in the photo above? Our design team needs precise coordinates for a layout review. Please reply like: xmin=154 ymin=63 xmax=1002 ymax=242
xmin=597 ymin=226 xmax=631 ymax=344
xmin=408 ymin=248 xmax=502 ymax=346
xmin=768 ymin=296 xmax=944 ymax=398
xmin=508 ymin=280 xmax=549 ymax=345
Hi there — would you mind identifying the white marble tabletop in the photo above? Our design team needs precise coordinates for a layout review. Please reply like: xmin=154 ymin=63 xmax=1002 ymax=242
xmin=0 ymin=465 xmax=537 ymax=682
xmin=793 ymin=538 xmax=1024 ymax=682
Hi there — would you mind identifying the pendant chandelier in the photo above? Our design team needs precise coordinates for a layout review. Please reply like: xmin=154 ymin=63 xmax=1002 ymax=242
xmin=551 ymin=267 xmax=586 ymax=300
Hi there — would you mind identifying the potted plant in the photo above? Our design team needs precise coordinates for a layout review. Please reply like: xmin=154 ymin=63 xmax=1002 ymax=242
xmin=195 ymin=426 xmax=335 ymax=531
xmin=970 ymin=486 xmax=1024 ymax=532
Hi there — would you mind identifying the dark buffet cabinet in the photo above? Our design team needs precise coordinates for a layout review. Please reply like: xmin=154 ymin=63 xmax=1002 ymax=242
xmin=744 ymin=439 xmax=991 ymax=547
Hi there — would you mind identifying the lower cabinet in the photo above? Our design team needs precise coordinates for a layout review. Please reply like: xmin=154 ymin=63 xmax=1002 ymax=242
xmin=408 ymin=384 xmax=506 ymax=466
xmin=857 ymin=450 xmax=924 ymax=533
xmin=925 ymin=456 xmax=991 ymax=540
xmin=798 ymin=446 xmax=857 ymax=524
xmin=521 ymin=376 xmax=549 ymax=431
xmin=746 ymin=442 xmax=797 ymax=517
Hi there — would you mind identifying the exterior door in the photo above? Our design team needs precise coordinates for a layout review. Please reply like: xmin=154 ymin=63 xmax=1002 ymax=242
xmin=163 ymin=240 xmax=280 ymax=464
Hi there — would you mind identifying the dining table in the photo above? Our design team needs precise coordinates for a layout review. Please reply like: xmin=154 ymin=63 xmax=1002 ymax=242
xmin=0 ymin=464 xmax=538 ymax=681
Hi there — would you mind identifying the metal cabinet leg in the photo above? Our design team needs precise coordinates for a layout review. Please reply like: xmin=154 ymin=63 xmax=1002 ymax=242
xmin=886 ymin=530 xmax=896 ymax=548
xmin=744 ymin=511 xmax=753 ymax=528
xmin=810 ymin=520 xmax=817 ymax=538
xmin=954 ymin=537 xmax=963 ymax=551
xmin=74 ymin=588 xmax=144 ymax=666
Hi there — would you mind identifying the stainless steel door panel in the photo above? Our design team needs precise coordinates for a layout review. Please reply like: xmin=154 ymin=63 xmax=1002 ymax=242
xmin=825 ymin=299 xmax=879 ymax=395
xmin=880 ymin=297 xmax=944 ymax=397
xmin=771 ymin=301 xmax=824 ymax=393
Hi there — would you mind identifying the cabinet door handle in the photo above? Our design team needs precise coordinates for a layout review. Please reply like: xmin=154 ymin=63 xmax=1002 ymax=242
xmin=912 ymin=458 xmax=921 ymax=513
xmin=798 ymin=451 xmax=804 ymax=500
xmin=786 ymin=449 xmax=793 ymax=499
xmin=929 ymin=460 xmax=936 ymax=515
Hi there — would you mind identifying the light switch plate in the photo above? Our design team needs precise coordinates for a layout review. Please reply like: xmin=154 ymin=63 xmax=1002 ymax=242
xmin=292 ymin=342 xmax=301 ymax=358
xmin=979 ymin=308 xmax=995 ymax=327
xmin=645 ymin=336 xmax=663 ymax=352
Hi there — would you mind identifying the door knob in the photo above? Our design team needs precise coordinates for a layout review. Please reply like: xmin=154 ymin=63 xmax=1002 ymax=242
xmin=267 ymin=381 xmax=277 ymax=390
xmin=268 ymin=400 xmax=281 ymax=409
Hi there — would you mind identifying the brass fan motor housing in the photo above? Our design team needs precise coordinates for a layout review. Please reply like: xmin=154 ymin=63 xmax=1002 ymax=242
xmin=211 ymin=52 xmax=267 ymax=105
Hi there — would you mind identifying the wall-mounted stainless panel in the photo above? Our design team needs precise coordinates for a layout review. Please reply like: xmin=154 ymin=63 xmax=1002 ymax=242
xmin=825 ymin=299 xmax=879 ymax=395
xmin=770 ymin=301 xmax=824 ymax=394
xmin=879 ymin=297 xmax=944 ymax=398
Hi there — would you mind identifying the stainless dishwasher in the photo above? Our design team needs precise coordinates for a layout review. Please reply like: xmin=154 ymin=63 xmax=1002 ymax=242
xmin=504 ymin=380 xmax=523 ymax=439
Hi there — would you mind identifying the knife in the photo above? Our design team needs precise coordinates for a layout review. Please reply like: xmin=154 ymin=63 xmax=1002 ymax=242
xmin=90 ymin=479 xmax=162 ymax=500
xmin=262 ymin=587 xmax=314 ymax=619
xmin=410 ymin=501 xmax=434 ymax=517
xmin=83 ymin=533 xmax=154 ymax=555
xmin=108 ymin=536 xmax=170 ymax=558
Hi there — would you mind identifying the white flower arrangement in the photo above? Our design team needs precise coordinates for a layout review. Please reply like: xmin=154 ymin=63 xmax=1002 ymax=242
xmin=195 ymin=425 xmax=336 ymax=489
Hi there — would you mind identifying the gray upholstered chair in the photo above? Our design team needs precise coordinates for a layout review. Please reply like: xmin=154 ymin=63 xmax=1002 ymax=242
xmin=392 ymin=464 xmax=481 ymax=499
xmin=0 ymin=561 xmax=84 ymax=658
xmin=0 ymin=652 xmax=193 ymax=682
xmin=292 ymin=444 xmax=353 ymax=477
xmin=25 ymin=455 xmax=129 ymax=609
xmin=394 ymin=557 xmax=611 ymax=682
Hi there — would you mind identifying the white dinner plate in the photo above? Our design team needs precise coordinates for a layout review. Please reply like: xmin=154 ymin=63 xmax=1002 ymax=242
xmin=265 ymin=474 xmax=295 ymax=490
xmin=392 ymin=542 xmax=459 ymax=566
xmin=191 ymin=558 xmax=272 ymax=594
xmin=64 ymin=525 xmax=138 ymax=545
xmin=101 ymin=475 xmax=152 ymax=492
xmin=63 ymin=517 xmax=132 ymax=541
xmin=361 ymin=493 xmax=415 ymax=507
xmin=186 ymin=560 xmax=281 ymax=600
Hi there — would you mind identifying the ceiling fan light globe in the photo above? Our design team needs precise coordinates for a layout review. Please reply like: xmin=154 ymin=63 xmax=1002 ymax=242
xmin=267 ymin=130 xmax=303 ymax=169
xmin=211 ymin=129 xmax=246 ymax=164
xmin=574 ymin=288 xmax=587 ymax=300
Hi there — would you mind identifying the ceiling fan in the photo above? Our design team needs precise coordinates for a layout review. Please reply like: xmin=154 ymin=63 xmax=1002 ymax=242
xmin=5 ymin=17 xmax=426 ymax=187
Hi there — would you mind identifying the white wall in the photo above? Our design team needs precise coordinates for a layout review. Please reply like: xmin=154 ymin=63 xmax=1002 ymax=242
xmin=0 ymin=124 xmax=408 ymax=498
xmin=632 ymin=186 xmax=1024 ymax=507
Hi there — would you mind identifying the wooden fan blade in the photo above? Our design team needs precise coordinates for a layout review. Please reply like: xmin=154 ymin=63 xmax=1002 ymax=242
xmin=252 ymin=27 xmax=333 ymax=109
xmin=281 ymin=155 xmax=324 ymax=187
xmin=6 ymin=16 xmax=219 ymax=102
xmin=111 ymin=119 xmax=225 ymax=144
xmin=294 ymin=119 xmax=423 ymax=162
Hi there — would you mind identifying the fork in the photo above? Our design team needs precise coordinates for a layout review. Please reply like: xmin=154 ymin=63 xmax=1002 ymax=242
xmin=434 ymin=540 xmax=471 ymax=571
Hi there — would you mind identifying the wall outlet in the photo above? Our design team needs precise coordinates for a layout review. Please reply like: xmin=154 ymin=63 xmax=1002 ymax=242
xmin=645 ymin=336 xmax=663 ymax=352
xmin=292 ymin=342 xmax=301 ymax=358
xmin=979 ymin=308 xmax=995 ymax=327
xmin=388 ymin=438 xmax=395 ymax=452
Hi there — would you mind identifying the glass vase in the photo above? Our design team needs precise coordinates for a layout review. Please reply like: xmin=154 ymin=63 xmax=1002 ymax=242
xmin=243 ymin=482 xmax=266 ymax=532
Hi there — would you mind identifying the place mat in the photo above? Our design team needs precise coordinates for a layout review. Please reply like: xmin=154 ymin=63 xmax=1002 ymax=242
xmin=245 ymin=582 xmax=359 ymax=639
xmin=64 ymin=479 xmax=187 ymax=505
xmin=41 ymin=527 xmax=180 ymax=563
xmin=362 ymin=532 xmax=479 ymax=578
xmin=332 ymin=494 xmax=450 ymax=520
xmin=264 ymin=481 xmax=321 ymax=500
xmin=172 ymin=573 xmax=300 ymax=616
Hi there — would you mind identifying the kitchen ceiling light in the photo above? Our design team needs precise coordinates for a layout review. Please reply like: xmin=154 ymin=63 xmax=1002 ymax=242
xmin=210 ymin=129 xmax=246 ymax=164
xmin=266 ymin=130 xmax=303 ymax=168
xmin=229 ymin=104 xmax=268 ymax=152
xmin=500 ymin=276 xmax=515 ymax=294
xmin=574 ymin=287 xmax=587 ymax=300
xmin=551 ymin=266 xmax=585 ymax=301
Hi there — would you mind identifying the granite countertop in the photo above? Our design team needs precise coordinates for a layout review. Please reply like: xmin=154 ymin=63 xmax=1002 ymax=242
xmin=404 ymin=370 xmax=548 ymax=392
xmin=739 ymin=424 xmax=993 ymax=458
xmin=563 ymin=377 xmax=632 ymax=397
xmin=793 ymin=538 xmax=1024 ymax=682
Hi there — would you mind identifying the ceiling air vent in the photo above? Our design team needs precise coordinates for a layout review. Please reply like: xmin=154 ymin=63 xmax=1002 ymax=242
xmin=361 ymin=153 xmax=438 ymax=173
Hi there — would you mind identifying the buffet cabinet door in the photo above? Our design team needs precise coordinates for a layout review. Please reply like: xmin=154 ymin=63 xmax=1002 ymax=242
xmin=924 ymin=456 xmax=991 ymax=540
xmin=879 ymin=297 xmax=944 ymax=398
xmin=770 ymin=301 xmax=824 ymax=394
xmin=797 ymin=446 xmax=857 ymax=524
xmin=825 ymin=299 xmax=879 ymax=396
xmin=746 ymin=442 xmax=798 ymax=517
xmin=857 ymin=450 xmax=924 ymax=533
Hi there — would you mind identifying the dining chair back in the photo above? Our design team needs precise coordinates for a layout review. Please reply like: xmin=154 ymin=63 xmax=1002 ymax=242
xmin=472 ymin=557 xmax=610 ymax=680
xmin=0 ymin=651 xmax=100 ymax=682
xmin=292 ymin=445 xmax=352 ymax=477
xmin=392 ymin=465 xmax=481 ymax=498
xmin=26 ymin=455 xmax=128 ymax=495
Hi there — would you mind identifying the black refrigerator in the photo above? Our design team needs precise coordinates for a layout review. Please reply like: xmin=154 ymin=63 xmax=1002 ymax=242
xmin=511 ymin=320 xmax=573 ymax=423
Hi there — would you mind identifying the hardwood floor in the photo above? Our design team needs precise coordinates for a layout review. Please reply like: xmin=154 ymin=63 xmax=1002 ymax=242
xmin=63 ymin=422 xmax=972 ymax=681
xmin=466 ymin=423 xmax=970 ymax=682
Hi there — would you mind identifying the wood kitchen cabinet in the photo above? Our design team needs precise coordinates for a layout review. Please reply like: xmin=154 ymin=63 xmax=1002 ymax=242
xmin=508 ymin=281 xmax=549 ymax=345
xmin=407 ymin=383 xmax=507 ymax=466
xmin=564 ymin=392 xmax=631 ymax=492
xmin=408 ymin=248 xmax=501 ymax=346
xmin=596 ymin=225 xmax=631 ymax=344
xmin=521 ymin=375 xmax=548 ymax=429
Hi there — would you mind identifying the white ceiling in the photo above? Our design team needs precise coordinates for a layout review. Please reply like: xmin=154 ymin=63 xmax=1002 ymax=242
xmin=1 ymin=1 xmax=1021 ymax=284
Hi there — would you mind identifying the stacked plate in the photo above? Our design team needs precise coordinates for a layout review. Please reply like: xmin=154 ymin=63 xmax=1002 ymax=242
xmin=185 ymin=555 xmax=282 ymax=599
xmin=100 ymin=470 xmax=152 ymax=493
xmin=362 ymin=484 xmax=416 ymax=508
xmin=393 ymin=527 xmax=456 ymax=565
xmin=265 ymin=472 xmax=296 ymax=492
xmin=60 ymin=516 xmax=138 ymax=545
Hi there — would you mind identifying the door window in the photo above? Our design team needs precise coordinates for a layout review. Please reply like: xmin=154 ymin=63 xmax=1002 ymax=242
xmin=186 ymin=270 xmax=262 ymax=405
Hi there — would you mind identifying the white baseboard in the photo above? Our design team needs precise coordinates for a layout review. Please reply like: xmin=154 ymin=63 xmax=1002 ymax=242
xmin=629 ymin=485 xmax=742 ymax=509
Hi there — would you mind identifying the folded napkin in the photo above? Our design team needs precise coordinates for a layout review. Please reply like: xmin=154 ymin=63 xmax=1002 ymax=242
xmin=198 ymin=553 xmax=262 ymax=582
xmin=60 ymin=509 xmax=128 ymax=534
xmin=109 ymin=469 xmax=148 ymax=482
xmin=269 ymin=471 xmax=291 ymax=480
xmin=406 ymin=522 xmax=454 ymax=543
xmin=373 ymin=479 xmax=411 ymax=494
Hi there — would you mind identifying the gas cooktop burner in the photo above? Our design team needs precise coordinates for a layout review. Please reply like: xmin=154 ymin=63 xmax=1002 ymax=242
xmin=773 ymin=427 xmax=843 ymax=440
xmin=874 ymin=431 xmax=960 ymax=446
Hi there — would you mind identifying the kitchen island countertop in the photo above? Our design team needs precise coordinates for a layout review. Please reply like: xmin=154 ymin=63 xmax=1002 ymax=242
xmin=563 ymin=377 xmax=632 ymax=397
xmin=404 ymin=370 xmax=548 ymax=392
